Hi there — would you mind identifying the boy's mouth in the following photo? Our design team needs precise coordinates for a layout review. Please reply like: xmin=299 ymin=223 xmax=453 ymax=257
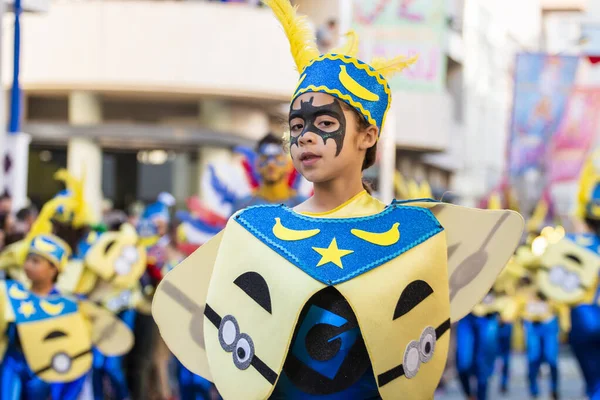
xmin=299 ymin=152 xmax=322 ymax=166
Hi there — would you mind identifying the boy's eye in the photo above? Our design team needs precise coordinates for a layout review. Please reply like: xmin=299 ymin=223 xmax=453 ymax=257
xmin=291 ymin=123 xmax=303 ymax=132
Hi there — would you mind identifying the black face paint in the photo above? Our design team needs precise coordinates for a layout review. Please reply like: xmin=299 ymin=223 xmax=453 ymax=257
xmin=289 ymin=97 xmax=347 ymax=156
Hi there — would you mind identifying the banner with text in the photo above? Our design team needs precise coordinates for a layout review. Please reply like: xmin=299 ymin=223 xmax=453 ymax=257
xmin=508 ymin=53 xmax=579 ymax=176
xmin=353 ymin=0 xmax=447 ymax=91
xmin=548 ymin=88 xmax=600 ymax=183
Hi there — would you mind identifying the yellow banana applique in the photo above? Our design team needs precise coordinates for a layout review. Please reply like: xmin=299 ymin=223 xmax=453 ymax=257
xmin=351 ymin=223 xmax=400 ymax=246
xmin=34 ymin=238 xmax=57 ymax=253
xmin=339 ymin=65 xmax=380 ymax=102
xmin=40 ymin=300 xmax=65 ymax=316
xmin=272 ymin=218 xmax=320 ymax=241
xmin=8 ymin=284 xmax=29 ymax=300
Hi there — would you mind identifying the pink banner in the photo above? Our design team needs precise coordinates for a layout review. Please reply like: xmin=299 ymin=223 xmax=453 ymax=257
xmin=548 ymin=88 xmax=600 ymax=183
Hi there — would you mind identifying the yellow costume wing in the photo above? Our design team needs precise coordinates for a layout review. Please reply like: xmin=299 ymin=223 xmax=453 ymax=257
xmin=399 ymin=201 xmax=524 ymax=321
xmin=79 ymin=301 xmax=134 ymax=356
xmin=152 ymin=231 xmax=224 ymax=381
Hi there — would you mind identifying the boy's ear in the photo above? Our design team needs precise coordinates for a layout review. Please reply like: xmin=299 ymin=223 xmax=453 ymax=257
xmin=360 ymin=126 xmax=378 ymax=150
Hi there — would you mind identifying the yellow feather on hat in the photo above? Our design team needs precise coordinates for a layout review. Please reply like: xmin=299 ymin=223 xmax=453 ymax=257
xmin=331 ymin=30 xmax=360 ymax=58
xmin=262 ymin=0 xmax=319 ymax=72
xmin=370 ymin=55 xmax=419 ymax=79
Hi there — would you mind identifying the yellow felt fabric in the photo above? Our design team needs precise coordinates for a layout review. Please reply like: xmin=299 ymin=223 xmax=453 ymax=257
xmin=18 ymin=312 xmax=92 ymax=382
xmin=537 ymin=237 xmax=600 ymax=305
xmin=204 ymin=221 xmax=326 ymax=400
xmin=299 ymin=190 xmax=386 ymax=218
xmin=56 ymin=260 xmax=91 ymax=294
xmin=495 ymin=295 xmax=520 ymax=323
xmin=84 ymin=224 xmax=147 ymax=289
xmin=401 ymin=201 xmax=524 ymax=321
xmin=79 ymin=301 xmax=134 ymax=356
xmin=152 ymin=231 xmax=224 ymax=382
xmin=153 ymin=192 xmax=523 ymax=400
xmin=337 ymin=232 xmax=449 ymax=399
xmin=471 ymin=293 xmax=500 ymax=317
xmin=0 ymin=241 xmax=27 ymax=271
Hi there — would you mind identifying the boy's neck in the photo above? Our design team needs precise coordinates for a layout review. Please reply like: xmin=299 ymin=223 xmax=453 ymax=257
xmin=30 ymin=281 xmax=54 ymax=296
xmin=308 ymin=177 xmax=365 ymax=214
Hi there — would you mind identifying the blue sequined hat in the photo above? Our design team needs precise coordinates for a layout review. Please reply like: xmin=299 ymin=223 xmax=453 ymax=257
xmin=28 ymin=234 xmax=71 ymax=272
xmin=265 ymin=0 xmax=417 ymax=136
xmin=293 ymin=54 xmax=393 ymax=133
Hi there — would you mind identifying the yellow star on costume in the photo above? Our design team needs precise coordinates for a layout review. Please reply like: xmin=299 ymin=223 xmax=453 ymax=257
xmin=313 ymin=238 xmax=354 ymax=269
xmin=18 ymin=301 xmax=36 ymax=319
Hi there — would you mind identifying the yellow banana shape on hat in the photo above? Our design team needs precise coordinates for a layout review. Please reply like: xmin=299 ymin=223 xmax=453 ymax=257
xmin=339 ymin=65 xmax=380 ymax=102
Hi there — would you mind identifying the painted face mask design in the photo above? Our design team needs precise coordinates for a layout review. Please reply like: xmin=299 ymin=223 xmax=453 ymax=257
xmin=289 ymin=97 xmax=347 ymax=156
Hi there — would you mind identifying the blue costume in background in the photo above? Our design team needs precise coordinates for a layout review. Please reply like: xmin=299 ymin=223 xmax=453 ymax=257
xmin=175 ymin=359 xmax=217 ymax=400
xmin=569 ymin=288 xmax=600 ymax=400
xmin=523 ymin=317 xmax=559 ymax=397
xmin=455 ymin=312 xmax=499 ymax=400
xmin=0 ymin=287 xmax=87 ymax=400
xmin=92 ymin=308 xmax=136 ymax=400
xmin=497 ymin=321 xmax=513 ymax=392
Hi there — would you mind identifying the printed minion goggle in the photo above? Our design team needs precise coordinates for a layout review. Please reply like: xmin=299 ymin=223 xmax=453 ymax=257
xmin=257 ymin=143 xmax=287 ymax=168
xmin=28 ymin=234 xmax=71 ymax=272
xmin=262 ymin=0 xmax=416 ymax=138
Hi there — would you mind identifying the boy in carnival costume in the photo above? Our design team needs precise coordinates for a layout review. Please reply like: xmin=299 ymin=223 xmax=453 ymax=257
xmin=0 ymin=234 xmax=134 ymax=400
xmin=153 ymin=1 xmax=524 ymax=398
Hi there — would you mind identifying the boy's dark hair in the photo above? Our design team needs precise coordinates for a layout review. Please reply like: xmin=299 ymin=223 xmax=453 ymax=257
xmin=5 ymin=232 xmax=25 ymax=246
xmin=51 ymin=220 xmax=90 ymax=255
xmin=256 ymin=133 xmax=283 ymax=153
xmin=339 ymin=102 xmax=378 ymax=194
xmin=0 ymin=192 xmax=10 ymax=201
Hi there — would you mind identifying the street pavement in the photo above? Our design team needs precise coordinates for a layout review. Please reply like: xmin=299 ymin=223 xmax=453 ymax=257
xmin=437 ymin=349 xmax=587 ymax=400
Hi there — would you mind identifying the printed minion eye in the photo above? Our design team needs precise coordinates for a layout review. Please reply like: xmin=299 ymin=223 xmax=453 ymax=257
xmin=216 ymin=315 xmax=258 ymax=373
xmin=418 ymin=326 xmax=436 ymax=363
xmin=103 ymin=240 xmax=117 ymax=255
xmin=233 ymin=334 xmax=255 ymax=370
xmin=538 ymin=236 xmax=600 ymax=304
xmin=393 ymin=280 xmax=434 ymax=320
xmin=233 ymin=272 xmax=272 ymax=314
xmin=51 ymin=352 xmax=72 ymax=374
xmin=44 ymin=330 xmax=68 ymax=341
xmin=400 ymin=326 xmax=437 ymax=380
xmin=218 ymin=315 xmax=240 ymax=352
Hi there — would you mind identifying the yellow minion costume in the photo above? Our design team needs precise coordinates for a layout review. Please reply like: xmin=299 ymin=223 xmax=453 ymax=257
xmin=515 ymin=282 xmax=568 ymax=399
xmin=536 ymin=151 xmax=600 ymax=400
xmin=0 ymin=234 xmax=133 ymax=400
xmin=152 ymin=1 xmax=524 ymax=399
